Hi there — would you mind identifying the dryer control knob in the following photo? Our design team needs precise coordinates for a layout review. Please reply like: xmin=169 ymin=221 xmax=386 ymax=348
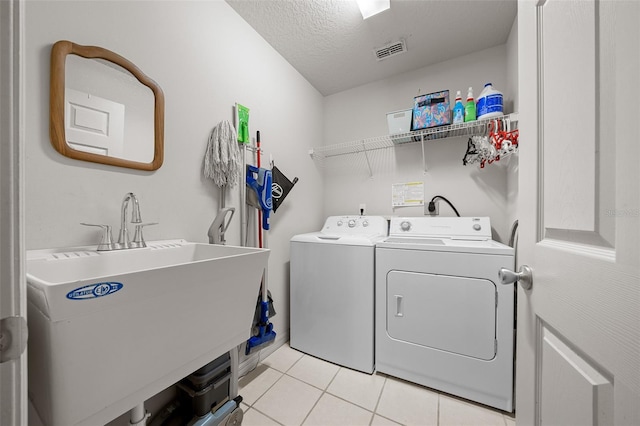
xmin=400 ymin=221 xmax=411 ymax=231
xmin=473 ymin=224 xmax=482 ymax=231
xmin=337 ymin=220 xmax=343 ymax=226
xmin=363 ymin=220 xmax=369 ymax=227
xmin=348 ymin=219 xmax=356 ymax=228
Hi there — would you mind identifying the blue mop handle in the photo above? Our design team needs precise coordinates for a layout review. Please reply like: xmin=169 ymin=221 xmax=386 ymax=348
xmin=261 ymin=169 xmax=272 ymax=230
xmin=259 ymin=300 xmax=270 ymax=324
xmin=246 ymin=165 xmax=273 ymax=230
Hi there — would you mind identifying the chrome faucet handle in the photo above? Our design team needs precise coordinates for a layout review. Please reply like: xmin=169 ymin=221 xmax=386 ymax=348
xmin=81 ymin=223 xmax=114 ymax=251
xmin=131 ymin=222 xmax=158 ymax=248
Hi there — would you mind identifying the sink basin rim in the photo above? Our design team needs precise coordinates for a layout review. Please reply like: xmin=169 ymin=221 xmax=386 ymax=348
xmin=26 ymin=239 xmax=269 ymax=286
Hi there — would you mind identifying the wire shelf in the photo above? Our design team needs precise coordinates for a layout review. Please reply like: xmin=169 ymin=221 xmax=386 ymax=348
xmin=309 ymin=113 xmax=517 ymax=161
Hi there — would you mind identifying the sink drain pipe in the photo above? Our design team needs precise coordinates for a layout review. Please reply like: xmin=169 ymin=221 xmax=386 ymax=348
xmin=129 ymin=403 xmax=150 ymax=426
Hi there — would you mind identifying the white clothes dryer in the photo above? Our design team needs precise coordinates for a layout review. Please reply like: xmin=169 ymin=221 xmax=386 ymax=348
xmin=290 ymin=215 xmax=388 ymax=373
xmin=375 ymin=217 xmax=515 ymax=411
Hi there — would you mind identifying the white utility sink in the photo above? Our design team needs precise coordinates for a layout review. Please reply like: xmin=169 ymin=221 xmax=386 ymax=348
xmin=26 ymin=240 xmax=269 ymax=426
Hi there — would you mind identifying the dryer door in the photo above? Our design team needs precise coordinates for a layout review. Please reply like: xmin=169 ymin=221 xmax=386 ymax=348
xmin=387 ymin=271 xmax=497 ymax=360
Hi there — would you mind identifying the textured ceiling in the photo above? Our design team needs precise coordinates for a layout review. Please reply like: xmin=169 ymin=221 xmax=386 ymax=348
xmin=225 ymin=0 xmax=517 ymax=96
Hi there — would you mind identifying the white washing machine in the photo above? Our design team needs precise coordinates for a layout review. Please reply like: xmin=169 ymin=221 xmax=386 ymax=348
xmin=290 ymin=215 xmax=388 ymax=374
xmin=375 ymin=217 xmax=515 ymax=411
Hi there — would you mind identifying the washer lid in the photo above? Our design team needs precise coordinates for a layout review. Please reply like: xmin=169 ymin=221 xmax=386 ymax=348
xmin=291 ymin=232 xmax=386 ymax=246
xmin=291 ymin=215 xmax=388 ymax=245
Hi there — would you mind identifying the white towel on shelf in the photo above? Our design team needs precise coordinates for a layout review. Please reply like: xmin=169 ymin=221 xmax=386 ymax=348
xmin=203 ymin=120 xmax=242 ymax=188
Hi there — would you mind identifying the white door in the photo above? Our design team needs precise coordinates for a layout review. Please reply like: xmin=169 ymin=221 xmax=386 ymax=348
xmin=516 ymin=0 xmax=639 ymax=424
xmin=0 ymin=0 xmax=27 ymax=424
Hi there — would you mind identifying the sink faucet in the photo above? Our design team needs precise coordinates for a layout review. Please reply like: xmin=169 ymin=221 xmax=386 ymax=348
xmin=82 ymin=192 xmax=157 ymax=251
xmin=116 ymin=192 xmax=142 ymax=249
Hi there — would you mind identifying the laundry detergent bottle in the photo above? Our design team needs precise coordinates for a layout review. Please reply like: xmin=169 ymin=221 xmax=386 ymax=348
xmin=476 ymin=83 xmax=504 ymax=119
xmin=452 ymin=90 xmax=465 ymax=124
xmin=464 ymin=87 xmax=476 ymax=122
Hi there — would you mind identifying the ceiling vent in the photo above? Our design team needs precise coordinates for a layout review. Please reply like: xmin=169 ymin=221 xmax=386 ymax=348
xmin=374 ymin=40 xmax=407 ymax=61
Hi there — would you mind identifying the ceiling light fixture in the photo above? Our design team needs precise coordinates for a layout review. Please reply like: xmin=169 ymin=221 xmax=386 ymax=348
xmin=356 ymin=0 xmax=390 ymax=19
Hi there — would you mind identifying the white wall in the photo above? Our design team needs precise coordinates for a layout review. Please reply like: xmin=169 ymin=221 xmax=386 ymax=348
xmin=322 ymin=44 xmax=514 ymax=243
xmin=25 ymin=0 xmax=324 ymax=377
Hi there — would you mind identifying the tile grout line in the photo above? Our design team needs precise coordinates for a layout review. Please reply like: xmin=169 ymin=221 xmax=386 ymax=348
xmin=242 ymin=347 xmax=300 ymax=409
xmin=293 ymin=361 xmax=341 ymax=425
xmin=249 ymin=351 xmax=334 ymax=425
xmin=284 ymin=352 xmax=306 ymax=374
xmin=246 ymin=404 xmax=286 ymax=426
xmin=369 ymin=375 xmax=408 ymax=426
xmin=243 ymin=350 xmax=306 ymax=426
xmin=368 ymin=375 xmax=387 ymax=426
xmin=282 ymin=362 xmax=389 ymax=426
xmin=245 ymin=367 xmax=286 ymax=408
xmin=285 ymin=367 xmax=410 ymax=426
xmin=285 ymin=364 xmax=388 ymax=417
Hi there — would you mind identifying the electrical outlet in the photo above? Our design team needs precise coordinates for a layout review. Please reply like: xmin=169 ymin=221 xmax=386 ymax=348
xmin=359 ymin=203 xmax=366 ymax=215
xmin=425 ymin=200 xmax=439 ymax=216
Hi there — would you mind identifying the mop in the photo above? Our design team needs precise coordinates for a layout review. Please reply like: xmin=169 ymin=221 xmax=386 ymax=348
xmin=245 ymin=131 xmax=276 ymax=355
xmin=203 ymin=120 xmax=241 ymax=244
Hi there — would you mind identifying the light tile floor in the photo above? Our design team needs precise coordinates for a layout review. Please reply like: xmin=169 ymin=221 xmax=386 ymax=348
xmin=240 ymin=343 xmax=516 ymax=426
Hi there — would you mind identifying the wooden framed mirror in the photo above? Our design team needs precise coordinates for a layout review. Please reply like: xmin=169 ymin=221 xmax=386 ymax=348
xmin=50 ymin=40 xmax=164 ymax=171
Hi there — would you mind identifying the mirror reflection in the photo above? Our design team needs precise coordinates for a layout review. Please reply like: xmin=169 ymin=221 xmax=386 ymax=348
xmin=65 ymin=56 xmax=155 ymax=163
xmin=50 ymin=40 xmax=164 ymax=171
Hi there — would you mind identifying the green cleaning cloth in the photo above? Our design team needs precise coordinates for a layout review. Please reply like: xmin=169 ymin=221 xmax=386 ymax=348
xmin=237 ymin=103 xmax=250 ymax=144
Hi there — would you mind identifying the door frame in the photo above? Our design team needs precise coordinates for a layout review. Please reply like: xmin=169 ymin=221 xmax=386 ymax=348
xmin=0 ymin=0 xmax=27 ymax=424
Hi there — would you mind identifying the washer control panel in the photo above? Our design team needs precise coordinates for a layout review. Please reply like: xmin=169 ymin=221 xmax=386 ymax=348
xmin=388 ymin=217 xmax=492 ymax=239
xmin=323 ymin=215 xmax=388 ymax=236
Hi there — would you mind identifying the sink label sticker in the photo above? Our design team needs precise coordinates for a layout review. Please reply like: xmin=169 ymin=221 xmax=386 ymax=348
xmin=66 ymin=282 xmax=123 ymax=300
